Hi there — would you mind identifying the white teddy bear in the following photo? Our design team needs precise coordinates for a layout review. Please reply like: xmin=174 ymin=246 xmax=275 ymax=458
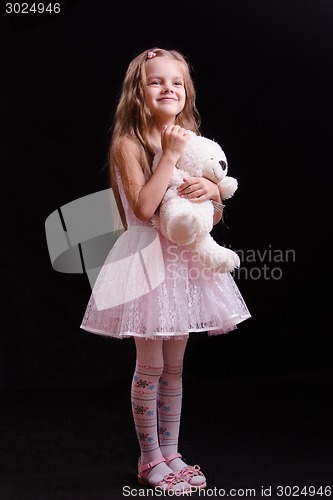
xmin=152 ymin=132 xmax=240 ymax=273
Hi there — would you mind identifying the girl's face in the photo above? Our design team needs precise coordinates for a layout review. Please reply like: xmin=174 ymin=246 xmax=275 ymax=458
xmin=145 ymin=57 xmax=186 ymax=124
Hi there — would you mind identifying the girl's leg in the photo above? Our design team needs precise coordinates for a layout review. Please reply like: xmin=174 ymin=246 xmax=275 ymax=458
xmin=132 ymin=337 xmax=164 ymax=464
xmin=158 ymin=336 xmax=206 ymax=487
xmin=158 ymin=337 xmax=188 ymax=458
xmin=132 ymin=337 xmax=191 ymax=490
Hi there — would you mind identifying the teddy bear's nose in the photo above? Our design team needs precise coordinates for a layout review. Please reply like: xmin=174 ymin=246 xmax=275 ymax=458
xmin=219 ymin=160 xmax=227 ymax=170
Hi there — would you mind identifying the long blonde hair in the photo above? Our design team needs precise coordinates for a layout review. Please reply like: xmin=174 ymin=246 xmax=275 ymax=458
xmin=108 ymin=47 xmax=201 ymax=228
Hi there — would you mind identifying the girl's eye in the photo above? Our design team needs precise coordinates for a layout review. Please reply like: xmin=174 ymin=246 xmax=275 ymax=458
xmin=150 ymin=81 xmax=161 ymax=85
xmin=174 ymin=81 xmax=183 ymax=86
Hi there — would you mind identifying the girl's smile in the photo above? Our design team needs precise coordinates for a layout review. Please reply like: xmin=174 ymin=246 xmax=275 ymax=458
xmin=157 ymin=97 xmax=178 ymax=102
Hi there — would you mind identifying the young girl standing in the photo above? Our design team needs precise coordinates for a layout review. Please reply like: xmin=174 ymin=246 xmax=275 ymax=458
xmin=80 ymin=48 xmax=250 ymax=494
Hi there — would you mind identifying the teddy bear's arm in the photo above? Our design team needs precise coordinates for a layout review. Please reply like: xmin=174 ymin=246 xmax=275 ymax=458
xmin=217 ymin=176 xmax=238 ymax=200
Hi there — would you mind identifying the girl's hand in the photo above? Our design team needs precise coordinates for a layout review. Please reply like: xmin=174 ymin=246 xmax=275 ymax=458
xmin=177 ymin=177 xmax=220 ymax=202
xmin=161 ymin=125 xmax=189 ymax=162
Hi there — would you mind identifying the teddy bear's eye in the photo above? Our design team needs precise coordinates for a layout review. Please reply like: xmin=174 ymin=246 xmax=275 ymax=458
xmin=210 ymin=158 xmax=214 ymax=160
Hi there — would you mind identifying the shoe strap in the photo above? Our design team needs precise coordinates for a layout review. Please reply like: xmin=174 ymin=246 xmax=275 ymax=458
xmin=164 ymin=452 xmax=182 ymax=463
xmin=138 ymin=456 xmax=166 ymax=473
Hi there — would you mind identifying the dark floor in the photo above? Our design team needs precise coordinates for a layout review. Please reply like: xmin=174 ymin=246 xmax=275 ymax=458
xmin=0 ymin=371 xmax=332 ymax=500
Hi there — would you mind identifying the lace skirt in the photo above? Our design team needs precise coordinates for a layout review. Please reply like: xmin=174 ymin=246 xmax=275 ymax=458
xmin=80 ymin=225 xmax=251 ymax=340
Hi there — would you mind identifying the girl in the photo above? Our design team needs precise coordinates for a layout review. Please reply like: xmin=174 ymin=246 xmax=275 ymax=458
xmin=80 ymin=48 xmax=251 ymax=493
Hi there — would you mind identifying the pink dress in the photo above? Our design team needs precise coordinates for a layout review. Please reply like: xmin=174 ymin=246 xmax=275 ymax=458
xmin=80 ymin=160 xmax=251 ymax=340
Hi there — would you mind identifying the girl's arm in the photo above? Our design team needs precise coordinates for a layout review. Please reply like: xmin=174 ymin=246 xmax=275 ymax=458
xmin=115 ymin=127 xmax=189 ymax=222
xmin=177 ymin=177 xmax=223 ymax=225
xmin=211 ymin=186 xmax=223 ymax=225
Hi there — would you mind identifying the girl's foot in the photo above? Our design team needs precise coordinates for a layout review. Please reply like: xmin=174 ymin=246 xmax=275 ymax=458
xmin=138 ymin=456 xmax=192 ymax=493
xmin=164 ymin=452 xmax=207 ymax=489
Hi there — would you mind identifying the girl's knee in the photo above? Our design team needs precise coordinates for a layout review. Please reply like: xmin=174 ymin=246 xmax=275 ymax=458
xmin=134 ymin=337 xmax=164 ymax=369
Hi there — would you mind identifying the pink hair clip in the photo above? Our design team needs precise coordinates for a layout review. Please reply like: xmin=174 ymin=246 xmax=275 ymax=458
xmin=147 ymin=51 xmax=157 ymax=59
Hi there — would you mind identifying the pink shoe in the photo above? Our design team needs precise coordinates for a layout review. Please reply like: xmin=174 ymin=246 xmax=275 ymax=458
xmin=137 ymin=456 xmax=192 ymax=494
xmin=164 ymin=452 xmax=207 ymax=489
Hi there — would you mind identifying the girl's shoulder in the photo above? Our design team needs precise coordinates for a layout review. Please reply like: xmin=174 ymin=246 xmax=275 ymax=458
xmin=117 ymin=134 xmax=140 ymax=152
xmin=113 ymin=135 xmax=141 ymax=165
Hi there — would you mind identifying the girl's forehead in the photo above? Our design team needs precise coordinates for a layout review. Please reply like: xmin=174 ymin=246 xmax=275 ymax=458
xmin=145 ymin=57 xmax=184 ymax=77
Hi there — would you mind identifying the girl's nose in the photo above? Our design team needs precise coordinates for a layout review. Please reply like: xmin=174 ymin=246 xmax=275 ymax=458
xmin=163 ymin=86 xmax=173 ymax=93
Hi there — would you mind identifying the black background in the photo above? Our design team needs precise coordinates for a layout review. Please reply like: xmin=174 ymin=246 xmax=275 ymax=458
xmin=1 ymin=0 xmax=332 ymax=498
xmin=1 ymin=0 xmax=332 ymax=388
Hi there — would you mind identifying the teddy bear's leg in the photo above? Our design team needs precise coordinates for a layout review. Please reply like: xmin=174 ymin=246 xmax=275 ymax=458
xmin=187 ymin=234 xmax=240 ymax=273
xmin=155 ymin=189 xmax=195 ymax=245
xmin=167 ymin=212 xmax=198 ymax=245
xmin=167 ymin=201 xmax=213 ymax=246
